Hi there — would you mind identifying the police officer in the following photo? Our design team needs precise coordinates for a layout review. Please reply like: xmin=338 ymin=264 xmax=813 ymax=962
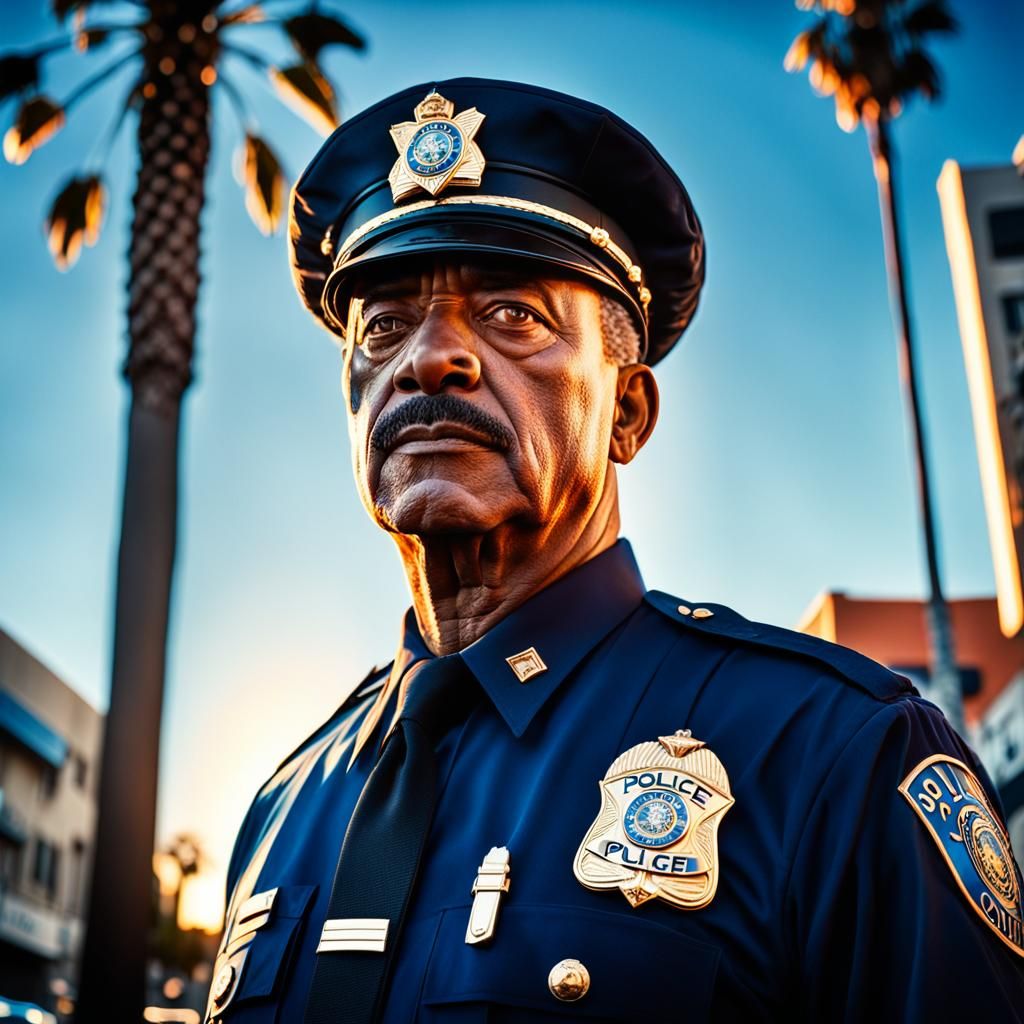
xmin=206 ymin=78 xmax=1024 ymax=1022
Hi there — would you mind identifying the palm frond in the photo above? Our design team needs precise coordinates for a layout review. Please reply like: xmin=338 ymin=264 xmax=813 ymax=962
xmin=45 ymin=174 xmax=105 ymax=269
xmin=784 ymin=29 xmax=814 ymax=72
xmin=0 ymin=54 xmax=41 ymax=101
xmin=787 ymin=0 xmax=956 ymax=128
xmin=221 ymin=41 xmax=272 ymax=72
xmin=901 ymin=48 xmax=941 ymax=100
xmin=809 ymin=55 xmax=843 ymax=96
xmin=282 ymin=12 xmax=366 ymax=62
xmin=4 ymin=96 xmax=65 ymax=164
xmin=221 ymin=5 xmax=266 ymax=25
xmin=904 ymin=0 xmax=957 ymax=35
xmin=51 ymin=0 xmax=123 ymax=20
xmin=270 ymin=62 xmax=338 ymax=136
xmin=217 ymin=71 xmax=253 ymax=133
xmin=241 ymin=134 xmax=283 ymax=234
xmin=63 ymin=53 xmax=139 ymax=110
xmin=75 ymin=27 xmax=116 ymax=52
xmin=52 ymin=0 xmax=83 ymax=20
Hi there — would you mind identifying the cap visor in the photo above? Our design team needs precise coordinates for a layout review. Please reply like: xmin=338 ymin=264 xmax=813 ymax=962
xmin=322 ymin=206 xmax=646 ymax=352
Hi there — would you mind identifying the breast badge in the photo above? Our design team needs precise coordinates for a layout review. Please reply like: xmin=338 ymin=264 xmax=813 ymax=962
xmin=900 ymin=755 xmax=1024 ymax=957
xmin=388 ymin=91 xmax=486 ymax=203
xmin=573 ymin=730 xmax=733 ymax=910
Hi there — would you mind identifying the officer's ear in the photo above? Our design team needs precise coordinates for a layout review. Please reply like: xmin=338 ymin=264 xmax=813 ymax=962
xmin=609 ymin=364 xmax=658 ymax=465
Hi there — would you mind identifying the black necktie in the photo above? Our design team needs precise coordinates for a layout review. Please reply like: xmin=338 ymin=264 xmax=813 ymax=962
xmin=303 ymin=654 xmax=476 ymax=1024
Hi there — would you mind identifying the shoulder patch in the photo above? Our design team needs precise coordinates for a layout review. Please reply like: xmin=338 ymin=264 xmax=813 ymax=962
xmin=643 ymin=591 xmax=914 ymax=702
xmin=899 ymin=755 xmax=1024 ymax=958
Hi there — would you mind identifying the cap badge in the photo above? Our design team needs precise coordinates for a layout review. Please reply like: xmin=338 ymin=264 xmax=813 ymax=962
xmin=388 ymin=91 xmax=486 ymax=203
xmin=573 ymin=730 xmax=734 ymax=910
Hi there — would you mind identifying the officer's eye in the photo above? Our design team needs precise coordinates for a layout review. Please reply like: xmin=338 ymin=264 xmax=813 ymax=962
xmin=484 ymin=304 xmax=543 ymax=328
xmin=364 ymin=314 xmax=411 ymax=337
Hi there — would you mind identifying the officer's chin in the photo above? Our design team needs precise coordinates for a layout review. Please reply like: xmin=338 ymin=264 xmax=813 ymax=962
xmin=372 ymin=475 xmax=532 ymax=537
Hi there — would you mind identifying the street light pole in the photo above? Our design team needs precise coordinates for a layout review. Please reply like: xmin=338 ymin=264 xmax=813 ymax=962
xmin=868 ymin=115 xmax=963 ymax=734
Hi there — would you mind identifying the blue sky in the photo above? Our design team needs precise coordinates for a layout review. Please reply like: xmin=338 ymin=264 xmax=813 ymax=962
xmin=1 ymin=1 xmax=1020 ymax=907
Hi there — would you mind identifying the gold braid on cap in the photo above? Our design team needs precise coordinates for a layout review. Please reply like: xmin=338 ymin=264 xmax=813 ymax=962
xmin=329 ymin=194 xmax=651 ymax=317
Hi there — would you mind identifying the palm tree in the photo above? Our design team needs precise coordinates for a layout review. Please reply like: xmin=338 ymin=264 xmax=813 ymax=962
xmin=786 ymin=0 xmax=963 ymax=732
xmin=167 ymin=832 xmax=203 ymax=926
xmin=1 ymin=3 xmax=365 ymax=1019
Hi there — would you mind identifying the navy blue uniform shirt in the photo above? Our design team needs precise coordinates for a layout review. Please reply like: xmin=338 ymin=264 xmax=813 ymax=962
xmin=207 ymin=541 xmax=1024 ymax=1022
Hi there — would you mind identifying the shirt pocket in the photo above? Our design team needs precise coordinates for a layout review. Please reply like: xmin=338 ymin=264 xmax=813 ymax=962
xmin=419 ymin=902 xmax=720 ymax=1023
xmin=206 ymin=884 xmax=316 ymax=1023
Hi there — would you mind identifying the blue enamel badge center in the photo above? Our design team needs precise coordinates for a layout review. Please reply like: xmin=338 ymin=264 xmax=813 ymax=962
xmin=900 ymin=755 xmax=1024 ymax=958
xmin=406 ymin=122 xmax=464 ymax=177
xmin=623 ymin=790 xmax=689 ymax=848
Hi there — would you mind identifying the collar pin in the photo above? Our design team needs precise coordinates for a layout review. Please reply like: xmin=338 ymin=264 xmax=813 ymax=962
xmin=505 ymin=647 xmax=547 ymax=683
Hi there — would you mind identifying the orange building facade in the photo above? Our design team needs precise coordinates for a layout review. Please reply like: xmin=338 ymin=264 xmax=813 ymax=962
xmin=798 ymin=593 xmax=1024 ymax=860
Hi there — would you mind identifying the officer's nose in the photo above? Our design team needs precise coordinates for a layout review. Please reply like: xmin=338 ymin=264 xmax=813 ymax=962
xmin=393 ymin=309 xmax=482 ymax=395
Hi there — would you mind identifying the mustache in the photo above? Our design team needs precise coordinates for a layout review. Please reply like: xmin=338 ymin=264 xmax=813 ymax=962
xmin=370 ymin=394 xmax=515 ymax=453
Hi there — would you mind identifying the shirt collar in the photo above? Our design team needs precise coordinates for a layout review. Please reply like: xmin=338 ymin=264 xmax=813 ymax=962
xmin=460 ymin=539 xmax=645 ymax=736
xmin=349 ymin=539 xmax=645 ymax=763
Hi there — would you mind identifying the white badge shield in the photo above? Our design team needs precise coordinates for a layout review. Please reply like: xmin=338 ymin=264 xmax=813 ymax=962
xmin=573 ymin=731 xmax=734 ymax=910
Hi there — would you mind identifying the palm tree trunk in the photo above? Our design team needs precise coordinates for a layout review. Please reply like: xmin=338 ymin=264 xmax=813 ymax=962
xmin=76 ymin=38 xmax=210 ymax=1021
xmin=866 ymin=115 xmax=963 ymax=735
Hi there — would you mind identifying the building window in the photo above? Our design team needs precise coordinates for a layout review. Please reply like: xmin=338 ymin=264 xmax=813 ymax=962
xmin=989 ymin=206 xmax=1024 ymax=261
xmin=70 ymin=838 xmax=87 ymax=916
xmin=32 ymin=836 xmax=60 ymax=900
xmin=74 ymin=753 xmax=87 ymax=789
xmin=1003 ymin=292 xmax=1024 ymax=336
xmin=39 ymin=763 xmax=58 ymax=800
xmin=0 ymin=838 xmax=22 ymax=889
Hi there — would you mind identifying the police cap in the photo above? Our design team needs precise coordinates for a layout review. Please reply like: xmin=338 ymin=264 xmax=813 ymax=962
xmin=289 ymin=77 xmax=705 ymax=365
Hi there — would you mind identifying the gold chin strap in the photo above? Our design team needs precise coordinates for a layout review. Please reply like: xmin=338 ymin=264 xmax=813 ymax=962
xmin=330 ymin=194 xmax=651 ymax=317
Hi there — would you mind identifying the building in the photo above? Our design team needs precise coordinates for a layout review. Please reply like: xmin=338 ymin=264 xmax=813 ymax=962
xmin=799 ymin=593 xmax=1024 ymax=860
xmin=938 ymin=160 xmax=1024 ymax=637
xmin=0 ymin=627 xmax=102 ymax=1009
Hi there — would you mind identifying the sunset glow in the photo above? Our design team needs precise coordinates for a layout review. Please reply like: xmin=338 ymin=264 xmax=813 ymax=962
xmin=177 ymin=871 xmax=225 ymax=935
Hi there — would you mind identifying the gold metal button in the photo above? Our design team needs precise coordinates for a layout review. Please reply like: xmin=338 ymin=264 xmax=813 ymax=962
xmin=212 ymin=963 xmax=236 ymax=1006
xmin=677 ymin=605 xmax=692 ymax=616
xmin=692 ymin=607 xmax=714 ymax=619
xmin=548 ymin=958 xmax=590 ymax=1002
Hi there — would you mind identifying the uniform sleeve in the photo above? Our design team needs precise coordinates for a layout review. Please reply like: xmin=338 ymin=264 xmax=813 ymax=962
xmin=224 ymin=798 xmax=259 ymax=911
xmin=785 ymin=695 xmax=1024 ymax=1021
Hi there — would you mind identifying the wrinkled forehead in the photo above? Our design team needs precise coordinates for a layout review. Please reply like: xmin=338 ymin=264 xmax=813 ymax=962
xmin=349 ymin=255 xmax=605 ymax=307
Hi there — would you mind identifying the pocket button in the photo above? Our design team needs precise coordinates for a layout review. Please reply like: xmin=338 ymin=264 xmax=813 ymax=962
xmin=548 ymin=958 xmax=590 ymax=1003
xmin=211 ymin=963 xmax=236 ymax=1007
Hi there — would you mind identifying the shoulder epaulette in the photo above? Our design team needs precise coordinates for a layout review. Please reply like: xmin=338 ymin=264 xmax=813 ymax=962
xmin=271 ymin=663 xmax=391 ymax=775
xmin=644 ymin=591 xmax=915 ymax=703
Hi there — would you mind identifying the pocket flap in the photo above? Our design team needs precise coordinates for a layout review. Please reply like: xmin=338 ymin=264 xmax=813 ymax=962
xmin=208 ymin=883 xmax=316 ymax=1018
xmin=422 ymin=903 xmax=719 ymax=1020
xmin=234 ymin=883 xmax=315 ymax=1001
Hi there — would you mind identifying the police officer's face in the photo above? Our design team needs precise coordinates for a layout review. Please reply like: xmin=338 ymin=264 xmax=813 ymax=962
xmin=343 ymin=259 xmax=656 ymax=538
